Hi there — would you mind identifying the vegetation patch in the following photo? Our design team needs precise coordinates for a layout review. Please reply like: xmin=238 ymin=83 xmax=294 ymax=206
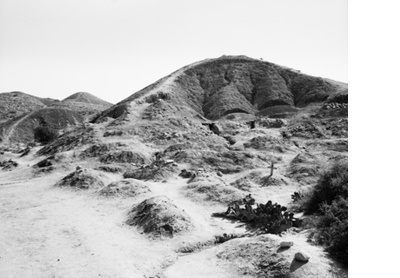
xmin=34 ymin=126 xmax=59 ymax=144
xmin=301 ymin=160 xmax=348 ymax=267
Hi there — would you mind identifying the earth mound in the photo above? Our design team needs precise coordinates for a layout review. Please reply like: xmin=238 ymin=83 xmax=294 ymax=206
xmin=288 ymin=153 xmax=322 ymax=184
xmin=126 ymin=196 xmax=193 ymax=238
xmin=98 ymin=179 xmax=151 ymax=197
xmin=184 ymin=182 xmax=245 ymax=205
xmin=55 ymin=169 xmax=108 ymax=189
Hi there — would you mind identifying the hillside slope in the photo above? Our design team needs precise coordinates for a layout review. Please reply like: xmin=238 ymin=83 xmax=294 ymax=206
xmin=0 ymin=91 xmax=48 ymax=123
xmin=94 ymin=55 xmax=346 ymax=122
xmin=0 ymin=108 xmax=84 ymax=144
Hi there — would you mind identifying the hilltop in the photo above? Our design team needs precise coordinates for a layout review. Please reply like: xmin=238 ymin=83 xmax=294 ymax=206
xmin=56 ymin=92 xmax=113 ymax=119
xmin=62 ymin=92 xmax=112 ymax=106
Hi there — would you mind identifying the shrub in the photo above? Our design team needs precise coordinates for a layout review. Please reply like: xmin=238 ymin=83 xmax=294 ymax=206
xmin=305 ymin=160 xmax=348 ymax=214
xmin=303 ymin=160 xmax=348 ymax=267
xmin=34 ymin=126 xmax=58 ymax=144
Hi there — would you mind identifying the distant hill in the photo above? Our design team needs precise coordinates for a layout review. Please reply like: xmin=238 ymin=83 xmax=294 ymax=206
xmin=0 ymin=107 xmax=84 ymax=144
xmin=0 ymin=91 xmax=48 ymax=123
xmin=0 ymin=91 xmax=112 ymax=123
xmin=51 ymin=92 xmax=112 ymax=119
xmin=62 ymin=92 xmax=112 ymax=106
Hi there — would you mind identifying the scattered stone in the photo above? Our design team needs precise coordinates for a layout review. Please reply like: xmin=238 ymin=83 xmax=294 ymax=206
xmin=295 ymin=252 xmax=310 ymax=262
xmin=179 ymin=169 xmax=196 ymax=179
xmin=279 ymin=241 xmax=294 ymax=248
xmin=0 ymin=159 xmax=18 ymax=170
xmin=34 ymin=158 xmax=53 ymax=168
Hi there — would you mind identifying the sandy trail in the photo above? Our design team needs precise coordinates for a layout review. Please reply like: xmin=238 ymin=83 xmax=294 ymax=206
xmin=0 ymin=164 xmax=171 ymax=278
xmin=1 ymin=111 xmax=35 ymax=144
xmin=0 ymin=156 xmax=244 ymax=278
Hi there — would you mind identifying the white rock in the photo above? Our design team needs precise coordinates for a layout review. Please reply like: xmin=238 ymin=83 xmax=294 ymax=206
xmin=280 ymin=241 xmax=294 ymax=248
xmin=295 ymin=252 xmax=310 ymax=262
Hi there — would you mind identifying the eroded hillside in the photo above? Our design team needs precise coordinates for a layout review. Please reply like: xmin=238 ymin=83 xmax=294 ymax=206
xmin=0 ymin=56 xmax=348 ymax=277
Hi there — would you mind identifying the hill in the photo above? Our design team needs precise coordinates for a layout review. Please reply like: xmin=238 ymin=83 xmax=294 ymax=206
xmin=0 ymin=91 xmax=48 ymax=123
xmin=62 ymin=92 xmax=112 ymax=106
xmin=0 ymin=91 xmax=112 ymax=124
xmin=51 ymin=92 xmax=112 ymax=119
xmin=0 ymin=107 xmax=84 ymax=144
xmin=94 ymin=55 xmax=346 ymax=122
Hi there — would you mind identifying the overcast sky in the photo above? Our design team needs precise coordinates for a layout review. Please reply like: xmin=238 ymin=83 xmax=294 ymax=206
xmin=0 ymin=0 xmax=347 ymax=104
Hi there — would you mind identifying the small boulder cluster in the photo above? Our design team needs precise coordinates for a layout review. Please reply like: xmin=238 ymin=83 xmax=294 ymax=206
xmin=286 ymin=122 xmax=323 ymax=138
xmin=323 ymin=102 xmax=348 ymax=110
xmin=221 ymin=195 xmax=301 ymax=234
xmin=0 ymin=159 xmax=18 ymax=170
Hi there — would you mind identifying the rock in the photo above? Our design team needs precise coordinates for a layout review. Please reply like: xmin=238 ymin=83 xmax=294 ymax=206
xmin=217 ymin=171 xmax=223 ymax=177
xmin=295 ymin=252 xmax=310 ymax=262
xmin=280 ymin=241 xmax=294 ymax=248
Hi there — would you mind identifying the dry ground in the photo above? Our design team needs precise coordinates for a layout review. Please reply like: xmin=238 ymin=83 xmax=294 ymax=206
xmin=0 ymin=148 xmax=346 ymax=278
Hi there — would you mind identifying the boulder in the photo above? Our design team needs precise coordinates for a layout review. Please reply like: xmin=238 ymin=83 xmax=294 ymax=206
xmin=280 ymin=241 xmax=294 ymax=248
xmin=295 ymin=252 xmax=310 ymax=262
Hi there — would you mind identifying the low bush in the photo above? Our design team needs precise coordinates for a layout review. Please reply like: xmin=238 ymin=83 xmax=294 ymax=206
xmin=34 ymin=126 xmax=58 ymax=144
xmin=305 ymin=160 xmax=348 ymax=214
xmin=303 ymin=160 xmax=348 ymax=267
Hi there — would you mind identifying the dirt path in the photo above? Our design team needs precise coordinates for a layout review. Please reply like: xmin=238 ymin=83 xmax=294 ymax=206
xmin=0 ymin=154 xmax=243 ymax=278
xmin=0 ymin=164 xmax=171 ymax=277
xmin=1 ymin=111 xmax=35 ymax=145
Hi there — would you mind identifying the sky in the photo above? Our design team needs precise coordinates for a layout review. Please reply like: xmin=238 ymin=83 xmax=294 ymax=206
xmin=0 ymin=0 xmax=347 ymax=104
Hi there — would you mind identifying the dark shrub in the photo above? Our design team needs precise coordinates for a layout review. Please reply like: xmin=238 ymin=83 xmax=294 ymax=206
xmin=305 ymin=160 xmax=348 ymax=214
xmin=304 ymin=160 xmax=348 ymax=267
xmin=34 ymin=126 xmax=58 ymax=144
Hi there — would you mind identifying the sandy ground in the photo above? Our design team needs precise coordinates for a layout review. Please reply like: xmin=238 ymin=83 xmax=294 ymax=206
xmin=0 ymin=151 xmax=243 ymax=278
xmin=0 ymin=148 xmax=346 ymax=278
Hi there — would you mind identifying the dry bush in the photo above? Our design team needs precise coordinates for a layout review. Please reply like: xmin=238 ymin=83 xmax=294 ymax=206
xmin=34 ymin=126 xmax=58 ymax=144
xmin=302 ymin=160 xmax=348 ymax=267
